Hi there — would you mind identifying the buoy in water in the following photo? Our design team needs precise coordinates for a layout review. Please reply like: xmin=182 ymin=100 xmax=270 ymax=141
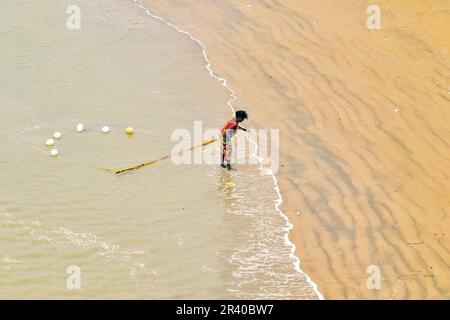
xmin=53 ymin=132 xmax=62 ymax=139
xmin=102 ymin=126 xmax=110 ymax=133
xmin=45 ymin=138 xmax=55 ymax=146
xmin=225 ymin=181 xmax=235 ymax=187
xmin=50 ymin=149 xmax=58 ymax=157
xmin=125 ymin=127 xmax=134 ymax=135
xmin=76 ymin=123 xmax=84 ymax=132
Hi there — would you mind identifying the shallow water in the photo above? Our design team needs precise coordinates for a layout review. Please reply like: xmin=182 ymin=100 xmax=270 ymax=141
xmin=0 ymin=0 xmax=319 ymax=299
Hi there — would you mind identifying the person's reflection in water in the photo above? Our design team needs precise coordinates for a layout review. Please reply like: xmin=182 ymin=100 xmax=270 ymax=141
xmin=218 ymin=168 xmax=236 ymax=208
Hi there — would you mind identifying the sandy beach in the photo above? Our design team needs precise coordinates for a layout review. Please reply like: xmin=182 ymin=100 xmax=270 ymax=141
xmin=140 ymin=0 xmax=450 ymax=299
xmin=1 ymin=0 xmax=448 ymax=300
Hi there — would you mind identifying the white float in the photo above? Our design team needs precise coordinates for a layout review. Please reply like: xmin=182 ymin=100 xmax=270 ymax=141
xmin=53 ymin=132 xmax=62 ymax=139
xmin=45 ymin=138 xmax=55 ymax=146
xmin=76 ymin=123 xmax=84 ymax=132
xmin=50 ymin=149 xmax=58 ymax=157
xmin=102 ymin=126 xmax=110 ymax=133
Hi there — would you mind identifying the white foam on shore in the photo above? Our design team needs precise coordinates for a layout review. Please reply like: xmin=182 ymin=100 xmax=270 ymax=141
xmin=132 ymin=0 xmax=324 ymax=300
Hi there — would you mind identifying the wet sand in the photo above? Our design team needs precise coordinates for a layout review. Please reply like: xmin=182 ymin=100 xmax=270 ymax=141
xmin=140 ymin=0 xmax=450 ymax=298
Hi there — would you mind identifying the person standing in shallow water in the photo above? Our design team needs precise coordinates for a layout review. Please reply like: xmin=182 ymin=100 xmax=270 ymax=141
xmin=221 ymin=110 xmax=248 ymax=170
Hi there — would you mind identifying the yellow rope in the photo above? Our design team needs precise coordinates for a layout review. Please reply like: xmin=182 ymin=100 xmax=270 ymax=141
xmin=99 ymin=138 xmax=217 ymax=174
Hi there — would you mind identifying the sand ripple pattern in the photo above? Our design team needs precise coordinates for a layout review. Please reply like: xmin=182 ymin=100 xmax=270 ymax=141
xmin=142 ymin=0 xmax=450 ymax=299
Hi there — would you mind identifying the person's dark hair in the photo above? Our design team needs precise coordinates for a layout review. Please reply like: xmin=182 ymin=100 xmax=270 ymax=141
xmin=235 ymin=110 xmax=248 ymax=120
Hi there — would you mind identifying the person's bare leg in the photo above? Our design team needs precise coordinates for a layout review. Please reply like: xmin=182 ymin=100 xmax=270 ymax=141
xmin=221 ymin=144 xmax=227 ymax=168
